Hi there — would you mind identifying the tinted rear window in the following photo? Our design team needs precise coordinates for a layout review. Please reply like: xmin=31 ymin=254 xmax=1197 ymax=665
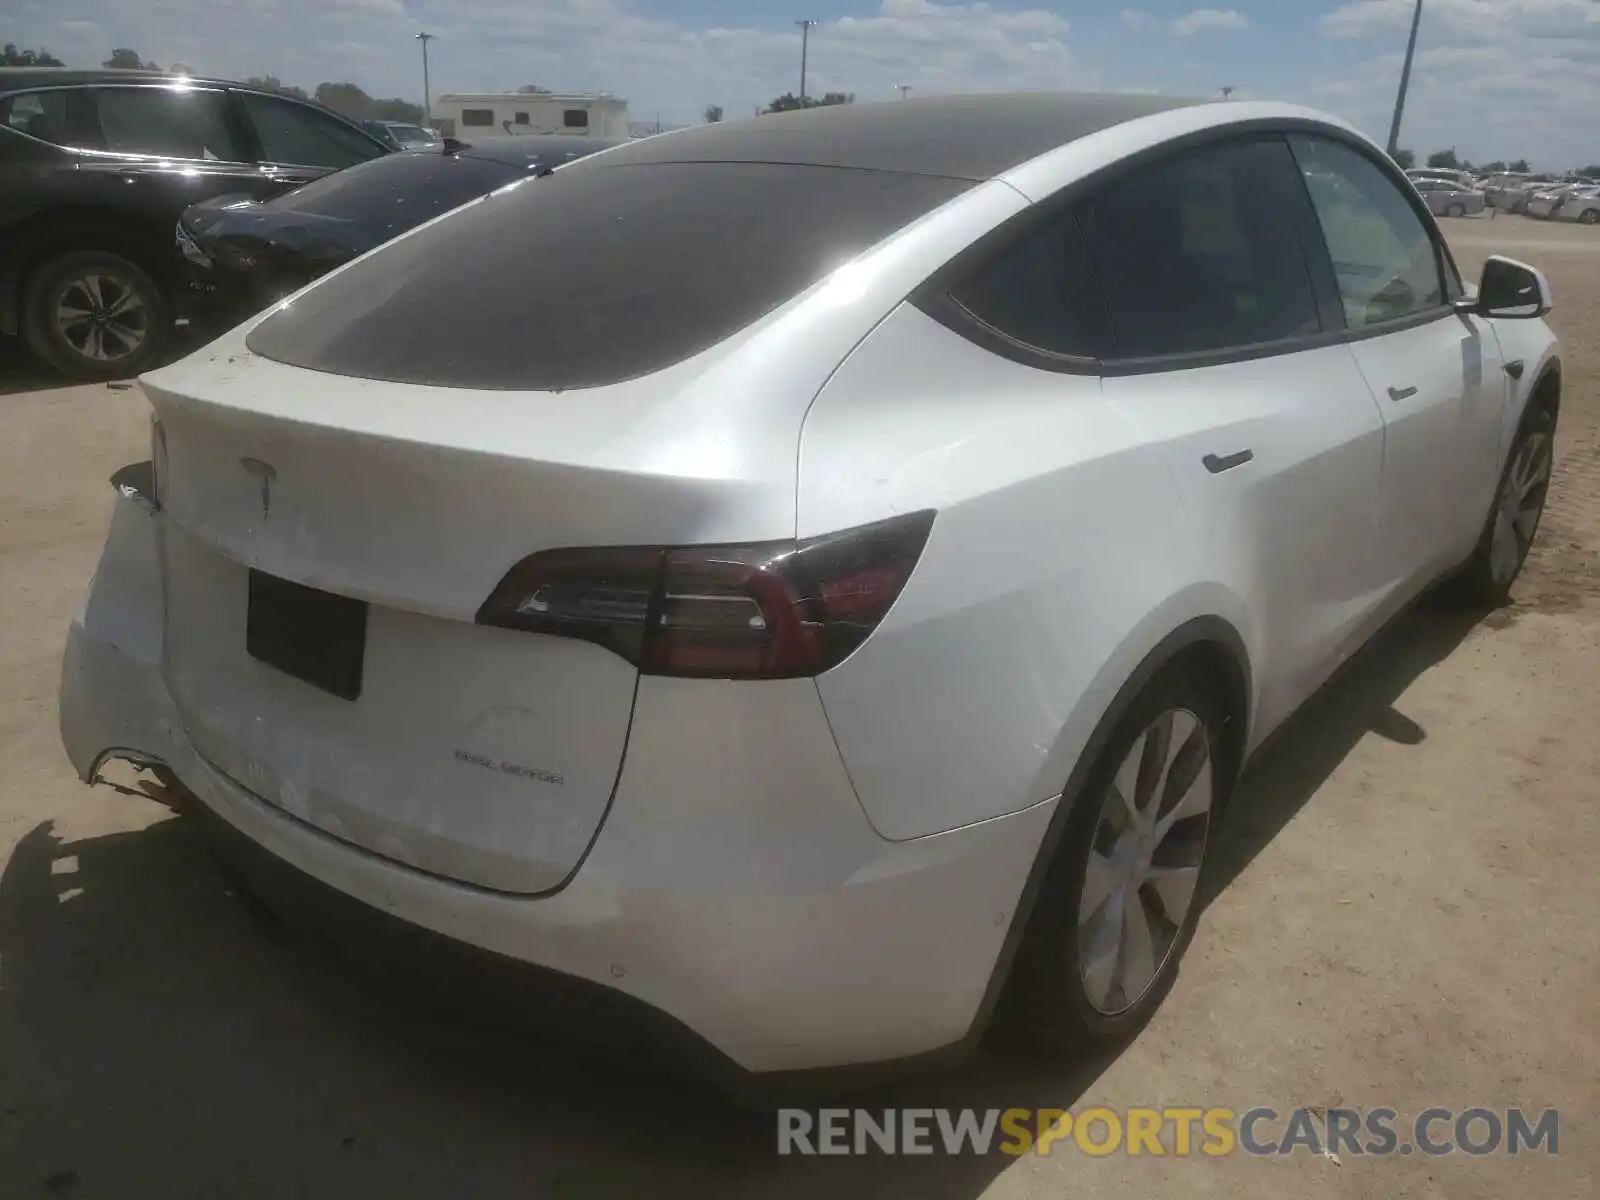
xmin=271 ymin=152 xmax=521 ymax=238
xmin=247 ymin=161 xmax=970 ymax=391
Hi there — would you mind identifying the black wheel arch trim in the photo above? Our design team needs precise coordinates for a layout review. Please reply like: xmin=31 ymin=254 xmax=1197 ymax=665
xmin=1529 ymin=357 xmax=1561 ymax=412
xmin=954 ymin=614 xmax=1253 ymax=1051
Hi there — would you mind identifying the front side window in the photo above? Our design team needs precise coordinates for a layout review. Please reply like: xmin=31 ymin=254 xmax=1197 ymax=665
xmin=514 ymin=112 xmax=530 ymax=125
xmin=92 ymin=86 xmax=244 ymax=160
xmin=563 ymin=109 xmax=589 ymax=129
xmin=1078 ymin=136 xmax=1322 ymax=359
xmin=1290 ymin=134 xmax=1445 ymax=328
xmin=461 ymin=109 xmax=495 ymax=127
xmin=241 ymin=94 xmax=384 ymax=169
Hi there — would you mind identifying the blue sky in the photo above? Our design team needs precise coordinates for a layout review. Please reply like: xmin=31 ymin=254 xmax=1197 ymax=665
xmin=5 ymin=0 xmax=1600 ymax=168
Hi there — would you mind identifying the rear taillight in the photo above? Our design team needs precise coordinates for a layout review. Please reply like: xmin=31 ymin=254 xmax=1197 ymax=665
xmin=475 ymin=510 xmax=935 ymax=679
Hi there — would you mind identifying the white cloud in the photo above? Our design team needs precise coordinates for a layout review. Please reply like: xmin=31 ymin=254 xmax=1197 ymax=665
xmin=1302 ymin=4 xmax=1600 ymax=169
xmin=1322 ymin=0 xmax=1600 ymax=41
xmin=1123 ymin=7 xmax=1248 ymax=37
xmin=1169 ymin=8 xmax=1250 ymax=36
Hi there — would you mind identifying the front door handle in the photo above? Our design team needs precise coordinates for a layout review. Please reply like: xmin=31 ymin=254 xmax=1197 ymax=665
xmin=1202 ymin=449 xmax=1254 ymax=474
xmin=1387 ymin=385 xmax=1419 ymax=402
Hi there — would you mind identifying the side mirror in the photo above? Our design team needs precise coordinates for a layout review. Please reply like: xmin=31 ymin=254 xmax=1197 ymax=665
xmin=1467 ymin=255 xmax=1552 ymax=319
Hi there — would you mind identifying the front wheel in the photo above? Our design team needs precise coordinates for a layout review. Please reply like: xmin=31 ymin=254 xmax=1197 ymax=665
xmin=22 ymin=250 xmax=171 ymax=381
xmin=1004 ymin=665 xmax=1223 ymax=1050
xmin=1579 ymin=208 xmax=1600 ymax=225
xmin=1446 ymin=202 xmax=1466 ymax=218
xmin=1452 ymin=408 xmax=1555 ymax=606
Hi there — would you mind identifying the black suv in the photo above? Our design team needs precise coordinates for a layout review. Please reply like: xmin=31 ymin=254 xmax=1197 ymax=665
xmin=0 ymin=69 xmax=390 ymax=380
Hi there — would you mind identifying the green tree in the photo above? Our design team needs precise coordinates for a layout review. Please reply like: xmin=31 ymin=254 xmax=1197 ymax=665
xmin=703 ymin=104 xmax=724 ymax=123
xmin=2 ymin=43 xmax=65 ymax=67
xmin=1479 ymin=160 xmax=1507 ymax=173
xmin=1509 ymin=158 xmax=1530 ymax=173
xmin=517 ymin=84 xmax=552 ymax=93
xmin=1426 ymin=148 xmax=1460 ymax=169
xmin=244 ymin=74 xmax=309 ymax=100
xmin=370 ymin=97 xmax=424 ymax=122
xmin=1391 ymin=148 xmax=1416 ymax=170
xmin=1576 ymin=164 xmax=1600 ymax=178
xmin=764 ymin=90 xmax=853 ymax=113
xmin=314 ymin=82 xmax=376 ymax=119
xmin=104 ymin=48 xmax=159 ymax=70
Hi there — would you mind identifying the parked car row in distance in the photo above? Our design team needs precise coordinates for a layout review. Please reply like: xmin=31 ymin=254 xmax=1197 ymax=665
xmin=1525 ymin=182 xmax=1600 ymax=224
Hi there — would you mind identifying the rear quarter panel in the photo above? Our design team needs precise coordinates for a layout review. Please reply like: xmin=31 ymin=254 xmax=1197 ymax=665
xmin=798 ymin=302 xmax=1256 ymax=842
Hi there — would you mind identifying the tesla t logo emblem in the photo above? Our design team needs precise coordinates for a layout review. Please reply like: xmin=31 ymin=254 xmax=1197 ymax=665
xmin=239 ymin=457 xmax=277 ymax=518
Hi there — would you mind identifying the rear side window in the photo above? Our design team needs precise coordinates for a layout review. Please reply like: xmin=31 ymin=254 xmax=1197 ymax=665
xmin=271 ymin=152 xmax=520 ymax=237
xmin=247 ymin=161 xmax=969 ymax=391
xmin=1290 ymin=134 xmax=1445 ymax=328
xmin=1079 ymin=137 xmax=1322 ymax=359
xmin=242 ymin=93 xmax=384 ymax=169
xmin=461 ymin=109 xmax=495 ymax=127
xmin=1 ymin=91 xmax=73 ymax=145
xmin=947 ymin=215 xmax=1111 ymax=357
xmin=563 ymin=109 xmax=589 ymax=129
xmin=92 ymin=86 xmax=244 ymax=161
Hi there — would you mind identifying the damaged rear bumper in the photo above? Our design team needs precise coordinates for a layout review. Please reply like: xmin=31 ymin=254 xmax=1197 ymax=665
xmin=60 ymin=472 xmax=189 ymax=786
xmin=60 ymin=479 xmax=1055 ymax=1085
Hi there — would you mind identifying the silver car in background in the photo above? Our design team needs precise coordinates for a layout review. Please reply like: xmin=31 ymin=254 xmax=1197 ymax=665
xmin=1526 ymin=184 xmax=1578 ymax=219
xmin=1411 ymin=177 xmax=1486 ymax=217
xmin=1482 ymin=174 xmax=1536 ymax=213
xmin=1553 ymin=186 xmax=1600 ymax=225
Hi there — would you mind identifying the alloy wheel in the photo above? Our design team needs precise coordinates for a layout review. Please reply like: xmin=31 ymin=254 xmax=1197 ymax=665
xmin=1077 ymin=707 xmax=1213 ymax=1016
xmin=55 ymin=272 xmax=149 ymax=363
xmin=1488 ymin=429 xmax=1552 ymax=587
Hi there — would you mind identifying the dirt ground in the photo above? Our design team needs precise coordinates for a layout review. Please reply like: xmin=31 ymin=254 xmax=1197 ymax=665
xmin=1 ymin=216 xmax=1596 ymax=1199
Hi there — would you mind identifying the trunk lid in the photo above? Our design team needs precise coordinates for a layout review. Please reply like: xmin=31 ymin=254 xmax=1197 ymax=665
xmin=142 ymin=347 xmax=799 ymax=894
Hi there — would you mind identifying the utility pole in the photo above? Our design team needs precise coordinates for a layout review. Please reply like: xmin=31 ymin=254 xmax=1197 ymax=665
xmin=1386 ymin=0 xmax=1424 ymax=156
xmin=896 ymin=83 xmax=911 ymax=100
xmin=415 ymin=32 xmax=435 ymax=125
xmin=797 ymin=19 xmax=817 ymax=105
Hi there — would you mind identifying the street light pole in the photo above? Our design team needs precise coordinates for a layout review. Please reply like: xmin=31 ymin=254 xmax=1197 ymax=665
xmin=415 ymin=32 xmax=435 ymax=126
xmin=896 ymin=84 xmax=911 ymax=100
xmin=1386 ymin=0 xmax=1424 ymax=157
xmin=796 ymin=19 xmax=817 ymax=105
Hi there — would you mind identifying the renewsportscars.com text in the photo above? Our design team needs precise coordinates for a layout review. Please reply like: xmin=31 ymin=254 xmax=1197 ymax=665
xmin=777 ymin=1106 xmax=1560 ymax=1158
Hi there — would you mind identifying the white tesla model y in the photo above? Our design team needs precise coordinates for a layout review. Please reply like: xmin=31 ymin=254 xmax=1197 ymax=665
xmin=61 ymin=94 xmax=1560 ymax=1084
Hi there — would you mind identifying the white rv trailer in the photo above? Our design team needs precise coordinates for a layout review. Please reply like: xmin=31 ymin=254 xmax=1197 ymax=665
xmin=432 ymin=92 xmax=630 ymax=140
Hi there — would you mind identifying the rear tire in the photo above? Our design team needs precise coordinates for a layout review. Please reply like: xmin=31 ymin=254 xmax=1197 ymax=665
xmin=1005 ymin=664 xmax=1224 ymax=1051
xmin=22 ymin=249 xmax=171 ymax=382
xmin=1446 ymin=202 xmax=1466 ymax=218
xmin=1580 ymin=208 xmax=1600 ymax=225
xmin=1450 ymin=407 xmax=1555 ymax=607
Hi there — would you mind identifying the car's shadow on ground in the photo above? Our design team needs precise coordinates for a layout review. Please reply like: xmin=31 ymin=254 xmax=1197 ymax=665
xmin=0 ymin=329 xmax=205 ymax=396
xmin=0 ymin=599 xmax=1487 ymax=1198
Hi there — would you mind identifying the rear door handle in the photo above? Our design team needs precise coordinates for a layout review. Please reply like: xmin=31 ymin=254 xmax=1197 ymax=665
xmin=1387 ymin=385 xmax=1418 ymax=402
xmin=1202 ymin=449 xmax=1254 ymax=474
